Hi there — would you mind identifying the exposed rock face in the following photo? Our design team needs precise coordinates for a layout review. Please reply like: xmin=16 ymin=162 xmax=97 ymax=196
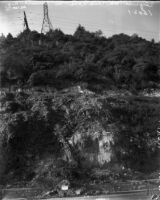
xmin=70 ymin=122 xmax=114 ymax=166
xmin=98 ymin=133 xmax=113 ymax=164
xmin=0 ymin=87 xmax=160 ymax=185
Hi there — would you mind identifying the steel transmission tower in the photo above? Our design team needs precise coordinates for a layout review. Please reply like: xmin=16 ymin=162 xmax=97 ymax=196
xmin=23 ymin=11 xmax=30 ymax=31
xmin=41 ymin=2 xmax=53 ymax=34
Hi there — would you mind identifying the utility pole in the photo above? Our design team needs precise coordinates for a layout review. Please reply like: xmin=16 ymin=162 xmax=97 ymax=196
xmin=23 ymin=11 xmax=30 ymax=31
xmin=41 ymin=2 xmax=53 ymax=34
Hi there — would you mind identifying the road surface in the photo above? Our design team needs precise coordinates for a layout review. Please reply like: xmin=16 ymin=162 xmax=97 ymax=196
xmin=2 ymin=191 xmax=157 ymax=200
xmin=40 ymin=191 xmax=156 ymax=200
xmin=40 ymin=193 xmax=153 ymax=200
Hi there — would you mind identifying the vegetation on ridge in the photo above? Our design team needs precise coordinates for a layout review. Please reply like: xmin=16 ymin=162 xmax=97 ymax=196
xmin=0 ymin=25 xmax=159 ymax=91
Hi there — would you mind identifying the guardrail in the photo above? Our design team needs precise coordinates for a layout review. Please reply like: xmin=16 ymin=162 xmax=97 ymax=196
xmin=0 ymin=179 xmax=159 ymax=199
xmin=110 ymin=179 xmax=160 ymax=195
xmin=0 ymin=187 xmax=43 ymax=199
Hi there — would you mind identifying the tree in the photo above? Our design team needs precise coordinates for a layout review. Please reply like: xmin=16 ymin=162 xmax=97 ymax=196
xmin=94 ymin=30 xmax=103 ymax=38
xmin=6 ymin=33 xmax=13 ymax=41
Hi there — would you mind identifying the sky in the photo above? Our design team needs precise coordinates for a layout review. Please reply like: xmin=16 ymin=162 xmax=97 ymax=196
xmin=0 ymin=1 xmax=160 ymax=41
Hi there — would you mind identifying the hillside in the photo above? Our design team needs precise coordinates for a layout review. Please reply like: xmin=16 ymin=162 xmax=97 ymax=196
xmin=0 ymin=27 xmax=160 ymax=195
xmin=0 ymin=26 xmax=160 ymax=92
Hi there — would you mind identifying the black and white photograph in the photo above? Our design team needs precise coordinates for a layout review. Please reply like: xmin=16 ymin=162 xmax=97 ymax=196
xmin=0 ymin=1 xmax=160 ymax=199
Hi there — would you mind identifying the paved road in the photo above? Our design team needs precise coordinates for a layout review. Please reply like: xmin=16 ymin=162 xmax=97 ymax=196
xmin=2 ymin=191 xmax=156 ymax=200
xmin=41 ymin=193 xmax=152 ymax=200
